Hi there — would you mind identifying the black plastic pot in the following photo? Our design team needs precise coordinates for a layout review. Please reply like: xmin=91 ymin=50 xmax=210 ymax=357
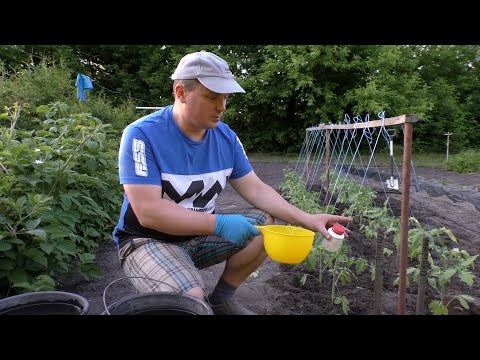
xmin=102 ymin=292 xmax=213 ymax=315
xmin=0 ymin=291 xmax=89 ymax=315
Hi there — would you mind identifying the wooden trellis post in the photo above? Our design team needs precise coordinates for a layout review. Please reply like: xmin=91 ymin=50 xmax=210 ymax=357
xmin=444 ymin=132 xmax=453 ymax=161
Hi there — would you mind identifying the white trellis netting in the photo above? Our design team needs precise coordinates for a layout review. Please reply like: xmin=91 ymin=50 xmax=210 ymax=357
xmin=294 ymin=112 xmax=419 ymax=314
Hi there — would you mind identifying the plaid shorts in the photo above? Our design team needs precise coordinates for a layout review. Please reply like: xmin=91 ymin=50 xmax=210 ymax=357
xmin=119 ymin=208 xmax=269 ymax=294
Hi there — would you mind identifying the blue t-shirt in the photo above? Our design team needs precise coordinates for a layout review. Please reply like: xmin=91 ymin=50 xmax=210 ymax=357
xmin=112 ymin=105 xmax=252 ymax=246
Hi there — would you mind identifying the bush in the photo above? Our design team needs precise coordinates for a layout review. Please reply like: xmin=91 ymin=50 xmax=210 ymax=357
xmin=0 ymin=102 xmax=122 ymax=296
xmin=446 ymin=150 xmax=480 ymax=173
xmin=70 ymin=93 xmax=138 ymax=131
xmin=0 ymin=58 xmax=139 ymax=133
xmin=0 ymin=59 xmax=75 ymax=113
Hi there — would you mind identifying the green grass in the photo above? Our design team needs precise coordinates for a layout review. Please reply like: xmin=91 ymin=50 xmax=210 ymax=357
xmin=446 ymin=150 xmax=480 ymax=173
xmin=374 ymin=152 xmax=447 ymax=168
xmin=248 ymin=152 xmax=299 ymax=163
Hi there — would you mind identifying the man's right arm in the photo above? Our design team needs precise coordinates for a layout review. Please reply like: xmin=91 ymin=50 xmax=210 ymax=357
xmin=125 ymin=184 xmax=260 ymax=243
xmin=124 ymin=184 xmax=216 ymax=236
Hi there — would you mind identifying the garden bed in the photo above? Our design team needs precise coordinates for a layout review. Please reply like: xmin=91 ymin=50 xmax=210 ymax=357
xmin=59 ymin=161 xmax=480 ymax=315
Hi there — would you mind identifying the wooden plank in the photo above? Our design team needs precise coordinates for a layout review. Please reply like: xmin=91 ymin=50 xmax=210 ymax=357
xmin=307 ymin=114 xmax=418 ymax=131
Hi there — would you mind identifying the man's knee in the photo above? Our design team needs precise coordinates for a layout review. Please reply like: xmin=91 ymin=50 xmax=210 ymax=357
xmin=184 ymin=286 xmax=204 ymax=299
xmin=264 ymin=215 xmax=275 ymax=226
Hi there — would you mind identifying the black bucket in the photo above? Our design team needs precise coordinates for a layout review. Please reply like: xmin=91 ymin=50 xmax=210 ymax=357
xmin=102 ymin=292 xmax=214 ymax=315
xmin=102 ymin=277 xmax=214 ymax=315
xmin=0 ymin=291 xmax=89 ymax=315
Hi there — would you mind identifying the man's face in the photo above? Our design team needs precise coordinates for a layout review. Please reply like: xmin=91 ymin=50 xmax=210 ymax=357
xmin=182 ymin=82 xmax=229 ymax=129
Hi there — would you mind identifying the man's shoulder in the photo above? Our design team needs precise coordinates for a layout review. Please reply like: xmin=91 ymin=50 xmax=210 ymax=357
xmin=129 ymin=106 xmax=172 ymax=129
xmin=217 ymin=120 xmax=232 ymax=131
xmin=215 ymin=121 xmax=238 ymax=139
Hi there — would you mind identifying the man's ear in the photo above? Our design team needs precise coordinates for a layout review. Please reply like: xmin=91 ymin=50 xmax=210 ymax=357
xmin=173 ymin=83 xmax=187 ymax=103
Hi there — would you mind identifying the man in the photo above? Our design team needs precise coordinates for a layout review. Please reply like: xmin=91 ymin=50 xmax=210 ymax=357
xmin=112 ymin=50 xmax=352 ymax=315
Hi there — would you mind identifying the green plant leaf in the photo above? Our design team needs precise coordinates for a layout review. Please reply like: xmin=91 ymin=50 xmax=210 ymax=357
xmin=427 ymin=276 xmax=437 ymax=289
xmin=59 ymin=194 xmax=72 ymax=211
xmin=54 ymin=211 xmax=78 ymax=229
xmin=341 ymin=297 xmax=350 ymax=315
xmin=383 ymin=248 xmax=393 ymax=257
xmin=26 ymin=229 xmax=47 ymax=241
xmin=8 ymin=268 xmax=30 ymax=284
xmin=56 ymin=239 xmax=77 ymax=255
xmin=78 ymin=252 xmax=95 ymax=263
xmin=459 ymin=294 xmax=475 ymax=302
xmin=79 ymin=264 xmax=103 ymax=280
xmin=15 ymin=196 xmax=27 ymax=208
xmin=78 ymin=205 xmax=95 ymax=215
xmin=39 ymin=242 xmax=55 ymax=255
xmin=0 ymin=242 xmax=13 ymax=251
xmin=458 ymin=270 xmax=475 ymax=286
xmin=26 ymin=249 xmax=48 ymax=268
xmin=25 ymin=218 xmax=42 ymax=231
xmin=93 ymin=208 xmax=110 ymax=219
xmin=0 ymin=258 xmax=14 ymax=270
xmin=429 ymin=300 xmax=448 ymax=315
xmin=86 ymin=227 xmax=100 ymax=237
xmin=461 ymin=254 xmax=478 ymax=268
xmin=439 ymin=268 xmax=456 ymax=286
xmin=35 ymin=130 xmax=51 ymax=136
xmin=458 ymin=296 xmax=470 ymax=309
xmin=12 ymin=281 xmax=35 ymax=290
xmin=32 ymin=274 xmax=56 ymax=291
xmin=444 ymin=229 xmax=458 ymax=243
xmin=36 ymin=105 xmax=50 ymax=114
xmin=4 ymin=238 xmax=24 ymax=245
xmin=85 ymin=159 xmax=98 ymax=170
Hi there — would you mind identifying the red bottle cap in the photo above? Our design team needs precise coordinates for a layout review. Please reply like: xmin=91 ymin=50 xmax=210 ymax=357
xmin=332 ymin=223 xmax=345 ymax=235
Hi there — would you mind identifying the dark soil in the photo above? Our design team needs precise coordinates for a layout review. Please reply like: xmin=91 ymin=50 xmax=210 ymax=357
xmin=58 ymin=161 xmax=480 ymax=315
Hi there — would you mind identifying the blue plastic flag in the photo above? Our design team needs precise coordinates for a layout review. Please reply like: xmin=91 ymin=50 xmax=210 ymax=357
xmin=75 ymin=73 xmax=94 ymax=102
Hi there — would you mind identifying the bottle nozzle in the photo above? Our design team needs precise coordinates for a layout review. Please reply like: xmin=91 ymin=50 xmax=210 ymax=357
xmin=332 ymin=223 xmax=345 ymax=236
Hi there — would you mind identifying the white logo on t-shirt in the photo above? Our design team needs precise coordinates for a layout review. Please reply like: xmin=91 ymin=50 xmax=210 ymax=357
xmin=133 ymin=138 xmax=147 ymax=176
xmin=236 ymin=136 xmax=248 ymax=160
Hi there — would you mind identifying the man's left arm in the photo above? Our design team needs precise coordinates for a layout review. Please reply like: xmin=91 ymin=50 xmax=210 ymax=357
xmin=228 ymin=171 xmax=304 ymax=224
xmin=229 ymin=171 xmax=352 ymax=240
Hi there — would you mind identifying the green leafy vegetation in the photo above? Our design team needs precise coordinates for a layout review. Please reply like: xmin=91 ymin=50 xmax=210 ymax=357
xmin=446 ymin=150 xmax=480 ymax=173
xmin=0 ymin=102 xmax=122 ymax=296
xmin=281 ymin=170 xmax=478 ymax=315
xmin=2 ymin=45 xmax=480 ymax=154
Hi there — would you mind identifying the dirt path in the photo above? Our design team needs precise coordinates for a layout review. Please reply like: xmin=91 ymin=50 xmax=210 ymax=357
xmin=58 ymin=162 xmax=480 ymax=315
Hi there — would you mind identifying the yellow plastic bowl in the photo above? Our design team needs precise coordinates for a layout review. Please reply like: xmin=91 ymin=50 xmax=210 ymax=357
xmin=256 ymin=225 xmax=315 ymax=264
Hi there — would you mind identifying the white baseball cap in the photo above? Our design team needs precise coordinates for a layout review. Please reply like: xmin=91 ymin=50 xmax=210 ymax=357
xmin=171 ymin=51 xmax=245 ymax=94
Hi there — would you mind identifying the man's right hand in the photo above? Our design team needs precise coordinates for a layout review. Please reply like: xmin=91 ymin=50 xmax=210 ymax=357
xmin=214 ymin=214 xmax=261 ymax=245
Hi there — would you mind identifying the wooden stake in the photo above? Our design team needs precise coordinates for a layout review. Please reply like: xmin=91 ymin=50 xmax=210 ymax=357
xmin=444 ymin=132 xmax=453 ymax=161
xmin=398 ymin=122 xmax=413 ymax=315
